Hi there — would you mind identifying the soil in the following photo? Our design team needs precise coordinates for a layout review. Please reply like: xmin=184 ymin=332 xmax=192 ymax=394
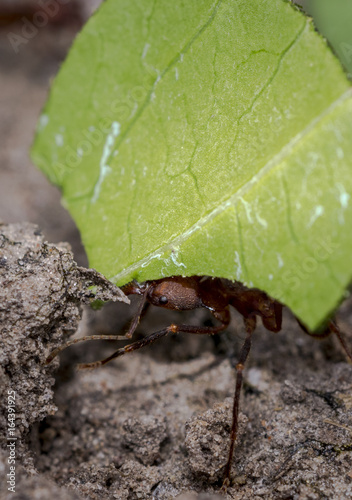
xmin=1 ymin=2 xmax=352 ymax=499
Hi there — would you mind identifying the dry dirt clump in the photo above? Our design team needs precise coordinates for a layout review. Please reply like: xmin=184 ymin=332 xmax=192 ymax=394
xmin=1 ymin=223 xmax=352 ymax=499
xmin=0 ymin=222 xmax=126 ymax=496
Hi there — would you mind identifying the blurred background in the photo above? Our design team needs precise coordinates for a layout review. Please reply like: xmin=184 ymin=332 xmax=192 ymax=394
xmin=0 ymin=0 xmax=101 ymax=265
xmin=0 ymin=0 xmax=351 ymax=266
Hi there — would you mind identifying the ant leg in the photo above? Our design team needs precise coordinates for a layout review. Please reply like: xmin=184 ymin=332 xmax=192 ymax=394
xmin=327 ymin=320 xmax=352 ymax=362
xmin=78 ymin=321 xmax=229 ymax=370
xmin=77 ymin=325 xmax=178 ymax=369
xmin=296 ymin=317 xmax=330 ymax=339
xmin=222 ymin=315 xmax=256 ymax=492
xmin=45 ymin=286 xmax=151 ymax=364
xmin=296 ymin=317 xmax=352 ymax=362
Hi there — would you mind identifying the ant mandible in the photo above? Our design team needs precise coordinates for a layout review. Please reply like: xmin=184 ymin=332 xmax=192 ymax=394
xmin=46 ymin=275 xmax=352 ymax=490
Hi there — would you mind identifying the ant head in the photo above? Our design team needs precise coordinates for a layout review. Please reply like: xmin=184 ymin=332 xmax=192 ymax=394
xmin=147 ymin=276 xmax=202 ymax=311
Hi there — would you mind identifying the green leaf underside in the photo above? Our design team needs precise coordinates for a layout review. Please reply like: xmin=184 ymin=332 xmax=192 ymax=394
xmin=31 ymin=0 xmax=352 ymax=330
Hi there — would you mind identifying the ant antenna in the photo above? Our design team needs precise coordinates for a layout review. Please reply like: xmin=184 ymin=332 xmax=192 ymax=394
xmin=124 ymin=284 xmax=150 ymax=338
xmin=45 ymin=334 xmax=129 ymax=364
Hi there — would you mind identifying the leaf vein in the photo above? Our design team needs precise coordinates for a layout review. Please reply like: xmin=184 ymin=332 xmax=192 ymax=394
xmin=106 ymin=0 xmax=224 ymax=166
xmin=229 ymin=19 xmax=307 ymax=154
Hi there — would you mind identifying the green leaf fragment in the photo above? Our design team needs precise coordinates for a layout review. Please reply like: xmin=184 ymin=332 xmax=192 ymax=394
xmin=305 ymin=0 xmax=352 ymax=76
xmin=31 ymin=0 xmax=352 ymax=330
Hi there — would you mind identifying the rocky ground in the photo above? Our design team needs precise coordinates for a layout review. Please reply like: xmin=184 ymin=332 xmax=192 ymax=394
xmin=1 ymin=2 xmax=352 ymax=499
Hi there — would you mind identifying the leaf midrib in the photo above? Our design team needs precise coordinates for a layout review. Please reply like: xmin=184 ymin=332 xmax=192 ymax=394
xmin=110 ymin=88 xmax=352 ymax=284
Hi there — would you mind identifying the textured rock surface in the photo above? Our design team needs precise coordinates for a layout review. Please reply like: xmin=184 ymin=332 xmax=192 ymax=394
xmin=0 ymin=222 xmax=126 ymax=494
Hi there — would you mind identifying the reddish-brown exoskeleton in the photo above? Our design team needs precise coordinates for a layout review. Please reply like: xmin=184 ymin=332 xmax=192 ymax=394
xmin=46 ymin=275 xmax=352 ymax=490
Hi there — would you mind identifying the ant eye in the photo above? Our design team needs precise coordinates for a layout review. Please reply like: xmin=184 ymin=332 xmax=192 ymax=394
xmin=159 ymin=295 xmax=168 ymax=305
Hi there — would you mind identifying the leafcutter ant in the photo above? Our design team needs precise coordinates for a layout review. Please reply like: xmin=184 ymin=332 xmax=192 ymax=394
xmin=46 ymin=275 xmax=352 ymax=490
